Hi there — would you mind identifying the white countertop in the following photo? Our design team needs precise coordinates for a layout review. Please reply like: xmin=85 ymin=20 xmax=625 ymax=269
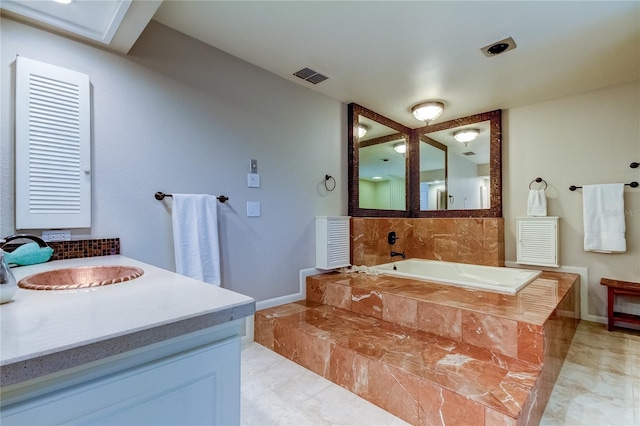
xmin=0 ymin=256 xmax=255 ymax=386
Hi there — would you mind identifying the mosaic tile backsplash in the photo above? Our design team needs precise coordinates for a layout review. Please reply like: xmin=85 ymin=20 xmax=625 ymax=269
xmin=351 ymin=217 xmax=505 ymax=267
xmin=4 ymin=238 xmax=120 ymax=261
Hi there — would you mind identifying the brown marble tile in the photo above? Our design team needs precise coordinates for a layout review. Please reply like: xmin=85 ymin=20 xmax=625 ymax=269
xmin=417 ymin=379 xmax=486 ymax=426
xmin=517 ymin=322 xmax=544 ymax=364
xmin=417 ymin=301 xmax=462 ymax=341
xmin=485 ymin=408 xmax=517 ymax=426
xmin=364 ymin=360 xmax=420 ymax=425
xmin=297 ymin=332 xmax=332 ymax=378
xmin=382 ymin=292 xmax=417 ymax=329
xmin=324 ymin=282 xmax=352 ymax=310
xmin=306 ymin=279 xmax=326 ymax=304
xmin=351 ymin=217 xmax=504 ymax=267
xmin=351 ymin=287 xmax=383 ymax=319
xmin=462 ymin=311 xmax=518 ymax=358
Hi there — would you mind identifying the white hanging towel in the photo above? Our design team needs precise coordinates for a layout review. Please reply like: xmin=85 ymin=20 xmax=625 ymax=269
xmin=583 ymin=183 xmax=626 ymax=253
xmin=527 ymin=189 xmax=547 ymax=216
xmin=171 ymin=194 xmax=221 ymax=285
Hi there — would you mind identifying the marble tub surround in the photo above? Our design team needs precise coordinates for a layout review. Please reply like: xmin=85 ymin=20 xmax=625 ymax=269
xmin=254 ymin=272 xmax=580 ymax=425
xmin=1 ymin=255 xmax=255 ymax=387
xmin=306 ymin=272 xmax=578 ymax=358
xmin=351 ymin=217 xmax=504 ymax=267
xmin=242 ymin=322 xmax=639 ymax=426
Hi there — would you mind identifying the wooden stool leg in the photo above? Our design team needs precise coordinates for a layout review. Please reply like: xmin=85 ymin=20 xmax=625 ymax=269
xmin=607 ymin=287 xmax=614 ymax=331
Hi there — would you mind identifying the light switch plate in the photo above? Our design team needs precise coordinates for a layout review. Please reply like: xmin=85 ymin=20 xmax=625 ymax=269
xmin=250 ymin=159 xmax=258 ymax=173
xmin=247 ymin=201 xmax=261 ymax=217
xmin=247 ymin=173 xmax=260 ymax=188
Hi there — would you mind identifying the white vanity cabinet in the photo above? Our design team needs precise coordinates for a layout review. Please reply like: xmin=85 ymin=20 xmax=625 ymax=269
xmin=2 ymin=331 xmax=240 ymax=426
xmin=0 ymin=256 xmax=255 ymax=426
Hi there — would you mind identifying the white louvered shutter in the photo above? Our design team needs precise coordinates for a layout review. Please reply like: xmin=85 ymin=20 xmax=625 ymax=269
xmin=516 ymin=217 xmax=559 ymax=267
xmin=15 ymin=57 xmax=91 ymax=229
xmin=316 ymin=216 xmax=351 ymax=270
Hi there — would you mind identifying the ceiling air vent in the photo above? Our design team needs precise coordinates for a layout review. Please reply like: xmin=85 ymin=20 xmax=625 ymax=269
xmin=293 ymin=67 xmax=329 ymax=84
xmin=462 ymin=151 xmax=476 ymax=156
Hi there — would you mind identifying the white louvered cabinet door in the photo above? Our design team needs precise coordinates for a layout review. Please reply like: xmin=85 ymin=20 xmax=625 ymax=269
xmin=516 ymin=217 xmax=559 ymax=267
xmin=316 ymin=216 xmax=351 ymax=270
xmin=15 ymin=57 xmax=91 ymax=229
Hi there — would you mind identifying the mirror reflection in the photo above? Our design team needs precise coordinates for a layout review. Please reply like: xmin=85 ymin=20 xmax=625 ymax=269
xmin=358 ymin=116 xmax=407 ymax=210
xmin=419 ymin=137 xmax=447 ymax=210
xmin=348 ymin=103 xmax=501 ymax=218
xmin=420 ymin=120 xmax=491 ymax=210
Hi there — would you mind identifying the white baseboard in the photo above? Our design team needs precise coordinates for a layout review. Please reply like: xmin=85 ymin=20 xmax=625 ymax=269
xmin=254 ymin=267 xmax=328 ymax=311
xmin=243 ymin=267 xmax=330 ymax=345
xmin=505 ymin=261 xmax=606 ymax=323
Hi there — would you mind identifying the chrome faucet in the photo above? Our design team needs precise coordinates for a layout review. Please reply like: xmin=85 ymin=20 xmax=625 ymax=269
xmin=390 ymin=251 xmax=406 ymax=259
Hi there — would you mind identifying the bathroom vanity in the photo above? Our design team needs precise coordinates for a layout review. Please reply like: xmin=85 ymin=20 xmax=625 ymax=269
xmin=0 ymin=256 xmax=255 ymax=425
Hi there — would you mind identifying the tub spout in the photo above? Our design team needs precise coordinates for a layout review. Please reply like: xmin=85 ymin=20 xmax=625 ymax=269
xmin=390 ymin=251 xmax=406 ymax=259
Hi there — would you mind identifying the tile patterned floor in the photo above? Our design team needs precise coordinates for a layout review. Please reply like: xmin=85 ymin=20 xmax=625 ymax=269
xmin=241 ymin=321 xmax=640 ymax=426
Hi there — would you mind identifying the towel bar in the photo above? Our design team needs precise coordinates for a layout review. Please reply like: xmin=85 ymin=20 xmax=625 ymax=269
xmin=569 ymin=182 xmax=639 ymax=191
xmin=155 ymin=192 xmax=229 ymax=203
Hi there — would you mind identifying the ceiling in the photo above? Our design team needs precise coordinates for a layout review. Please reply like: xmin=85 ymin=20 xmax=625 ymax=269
xmin=3 ymin=1 xmax=639 ymax=128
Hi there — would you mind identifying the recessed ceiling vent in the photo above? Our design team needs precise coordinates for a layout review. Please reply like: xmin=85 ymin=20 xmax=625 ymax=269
xmin=481 ymin=36 xmax=517 ymax=57
xmin=293 ymin=67 xmax=329 ymax=84
xmin=462 ymin=151 xmax=476 ymax=156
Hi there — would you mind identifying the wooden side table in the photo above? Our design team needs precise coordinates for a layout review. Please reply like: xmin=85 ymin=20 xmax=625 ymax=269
xmin=600 ymin=278 xmax=640 ymax=331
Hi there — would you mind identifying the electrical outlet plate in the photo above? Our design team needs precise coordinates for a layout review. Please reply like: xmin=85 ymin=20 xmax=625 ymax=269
xmin=247 ymin=201 xmax=261 ymax=217
xmin=42 ymin=230 xmax=71 ymax=242
xmin=247 ymin=173 xmax=260 ymax=188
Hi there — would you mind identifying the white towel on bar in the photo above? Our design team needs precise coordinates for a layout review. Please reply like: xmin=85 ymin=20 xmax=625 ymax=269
xmin=171 ymin=194 xmax=221 ymax=286
xmin=527 ymin=189 xmax=547 ymax=216
xmin=583 ymin=183 xmax=626 ymax=253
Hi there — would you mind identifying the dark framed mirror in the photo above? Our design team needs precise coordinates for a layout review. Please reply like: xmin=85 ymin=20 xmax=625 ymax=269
xmin=411 ymin=110 xmax=502 ymax=218
xmin=348 ymin=104 xmax=412 ymax=217
xmin=349 ymin=104 xmax=502 ymax=218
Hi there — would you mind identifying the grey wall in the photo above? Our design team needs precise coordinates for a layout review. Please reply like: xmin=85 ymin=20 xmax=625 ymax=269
xmin=1 ymin=18 xmax=347 ymax=301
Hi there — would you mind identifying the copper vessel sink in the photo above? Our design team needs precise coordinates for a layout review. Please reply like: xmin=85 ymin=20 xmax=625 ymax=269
xmin=18 ymin=266 xmax=144 ymax=290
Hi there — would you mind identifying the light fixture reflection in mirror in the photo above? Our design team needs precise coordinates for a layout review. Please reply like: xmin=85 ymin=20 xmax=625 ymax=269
xmin=420 ymin=120 xmax=491 ymax=211
xmin=453 ymin=128 xmax=480 ymax=144
xmin=393 ymin=142 xmax=406 ymax=154
xmin=352 ymin=109 xmax=411 ymax=213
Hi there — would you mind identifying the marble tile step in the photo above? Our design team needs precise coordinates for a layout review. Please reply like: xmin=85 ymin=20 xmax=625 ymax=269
xmin=306 ymin=271 xmax=579 ymax=364
xmin=255 ymin=300 xmax=541 ymax=426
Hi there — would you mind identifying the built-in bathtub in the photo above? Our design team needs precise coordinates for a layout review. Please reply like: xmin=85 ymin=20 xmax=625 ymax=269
xmin=374 ymin=258 xmax=542 ymax=294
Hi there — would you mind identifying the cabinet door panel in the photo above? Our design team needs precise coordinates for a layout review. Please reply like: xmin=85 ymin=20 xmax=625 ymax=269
xmin=2 ymin=337 xmax=240 ymax=426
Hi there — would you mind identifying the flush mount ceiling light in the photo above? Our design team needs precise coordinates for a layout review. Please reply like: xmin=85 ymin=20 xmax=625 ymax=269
xmin=393 ymin=142 xmax=406 ymax=154
xmin=357 ymin=124 xmax=369 ymax=138
xmin=52 ymin=0 xmax=74 ymax=4
xmin=411 ymin=101 xmax=444 ymax=124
